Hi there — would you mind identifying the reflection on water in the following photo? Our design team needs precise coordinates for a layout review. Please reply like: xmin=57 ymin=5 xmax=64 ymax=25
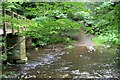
xmin=2 ymin=45 xmax=120 ymax=79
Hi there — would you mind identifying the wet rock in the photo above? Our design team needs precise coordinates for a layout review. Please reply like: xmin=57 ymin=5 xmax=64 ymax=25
xmin=71 ymin=70 xmax=81 ymax=75
xmin=35 ymin=48 xmax=39 ymax=51
xmin=66 ymin=52 xmax=69 ymax=54
xmin=32 ymin=75 xmax=36 ymax=78
xmin=61 ymin=74 xmax=69 ymax=78
xmin=103 ymin=74 xmax=113 ymax=78
xmin=103 ymin=45 xmax=111 ymax=48
xmin=24 ymin=75 xmax=36 ymax=79
xmin=80 ymin=72 xmax=90 ymax=78
xmin=94 ymin=72 xmax=102 ymax=77
xmin=81 ymin=72 xmax=90 ymax=75
xmin=48 ymin=76 xmax=52 ymax=78
xmin=37 ymin=71 xmax=40 ymax=74
xmin=100 ymin=51 xmax=103 ymax=53
xmin=86 ymin=46 xmax=95 ymax=53
xmin=60 ymin=67 xmax=69 ymax=71
xmin=80 ymin=55 xmax=83 ymax=57
xmin=73 ymin=76 xmax=79 ymax=79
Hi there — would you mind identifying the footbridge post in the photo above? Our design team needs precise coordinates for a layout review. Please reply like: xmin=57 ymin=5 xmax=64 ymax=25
xmin=7 ymin=34 xmax=28 ymax=63
xmin=16 ymin=36 xmax=28 ymax=63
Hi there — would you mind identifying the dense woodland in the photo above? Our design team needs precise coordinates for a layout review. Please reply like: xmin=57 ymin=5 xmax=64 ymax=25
xmin=1 ymin=2 xmax=119 ymax=46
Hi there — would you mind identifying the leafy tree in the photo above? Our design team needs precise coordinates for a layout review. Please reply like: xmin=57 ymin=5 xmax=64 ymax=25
xmin=2 ymin=2 xmax=119 ymax=46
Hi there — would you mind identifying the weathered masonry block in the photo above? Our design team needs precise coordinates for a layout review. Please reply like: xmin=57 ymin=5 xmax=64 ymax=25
xmin=26 ymin=37 xmax=32 ymax=49
xmin=6 ymin=34 xmax=28 ymax=63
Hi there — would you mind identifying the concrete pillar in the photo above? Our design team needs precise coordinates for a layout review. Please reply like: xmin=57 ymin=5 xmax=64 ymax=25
xmin=6 ymin=34 xmax=28 ymax=63
xmin=7 ymin=34 xmax=19 ymax=62
xmin=16 ymin=36 xmax=28 ymax=63
xmin=26 ymin=37 xmax=32 ymax=49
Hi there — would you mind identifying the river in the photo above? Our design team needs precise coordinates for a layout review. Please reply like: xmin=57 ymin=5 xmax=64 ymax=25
xmin=2 ymin=29 xmax=120 ymax=79
xmin=2 ymin=44 xmax=120 ymax=79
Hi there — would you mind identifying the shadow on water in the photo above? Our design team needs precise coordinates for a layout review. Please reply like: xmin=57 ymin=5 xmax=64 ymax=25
xmin=2 ymin=44 xmax=120 ymax=79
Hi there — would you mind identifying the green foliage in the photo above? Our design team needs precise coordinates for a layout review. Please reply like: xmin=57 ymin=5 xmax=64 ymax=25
xmin=0 ymin=53 xmax=7 ymax=61
xmin=84 ymin=2 xmax=119 ymax=45
xmin=66 ymin=45 xmax=73 ymax=49
xmin=2 ymin=2 xmax=16 ymax=9
xmin=19 ymin=2 xmax=87 ymax=20
xmin=92 ymin=30 xmax=119 ymax=45
xmin=1 ymin=2 xmax=36 ymax=33
xmin=0 ymin=37 xmax=3 ymax=47
xmin=2 ymin=2 xmax=119 ymax=46
xmin=26 ymin=18 xmax=80 ymax=46
xmin=1 ymin=15 xmax=35 ymax=29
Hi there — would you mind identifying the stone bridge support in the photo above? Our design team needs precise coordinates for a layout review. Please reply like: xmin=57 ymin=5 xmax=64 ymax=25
xmin=7 ymin=34 xmax=28 ymax=63
xmin=26 ymin=37 xmax=32 ymax=49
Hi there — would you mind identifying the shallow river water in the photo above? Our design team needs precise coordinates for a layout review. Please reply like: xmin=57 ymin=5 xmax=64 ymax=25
xmin=2 ymin=44 xmax=120 ymax=79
